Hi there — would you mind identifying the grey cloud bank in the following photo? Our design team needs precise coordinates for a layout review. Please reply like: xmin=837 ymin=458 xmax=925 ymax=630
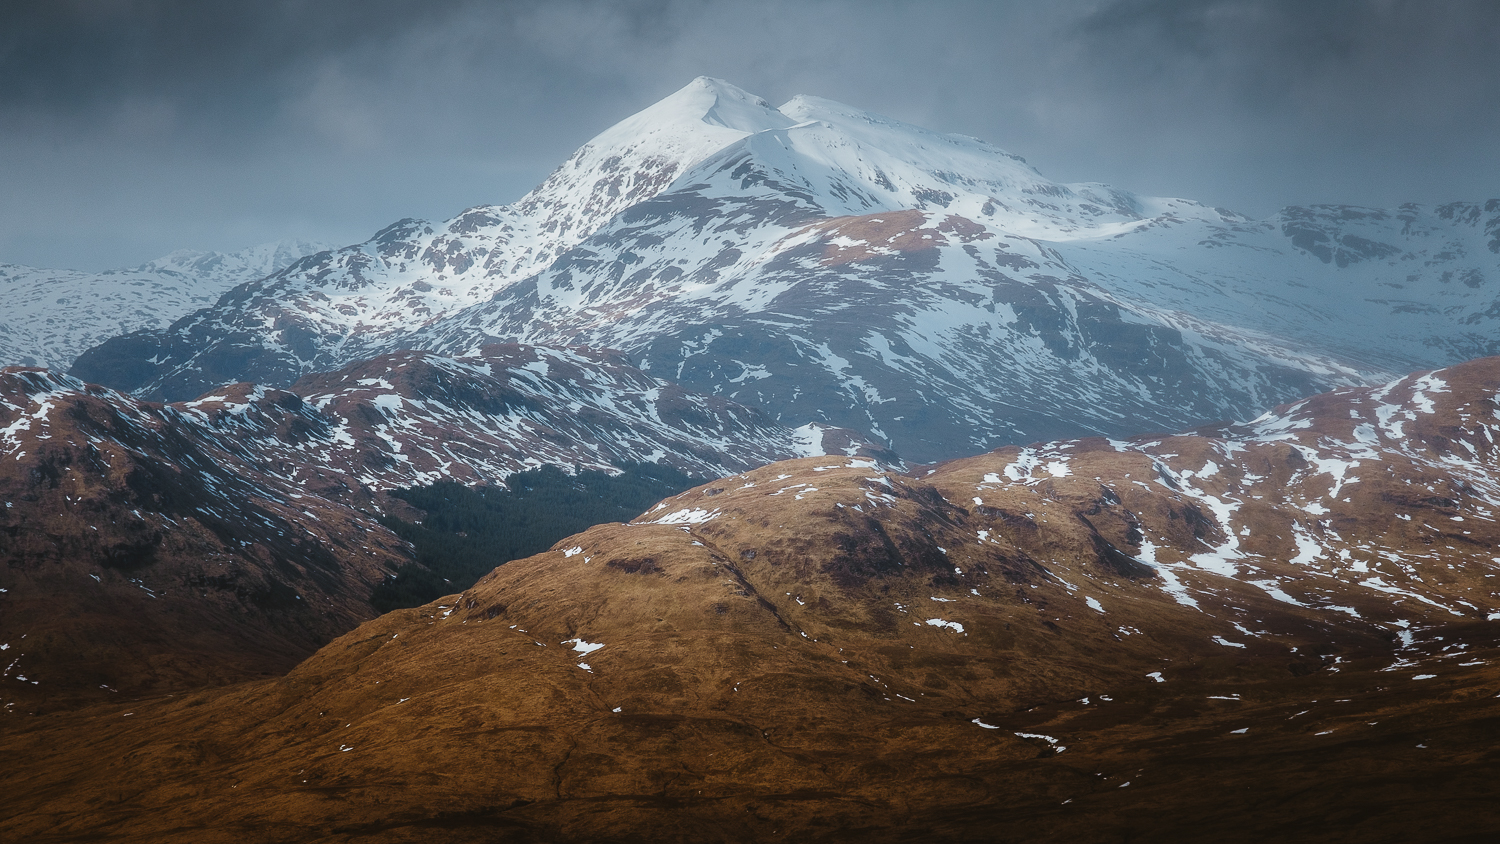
xmin=2 ymin=0 xmax=1497 ymax=270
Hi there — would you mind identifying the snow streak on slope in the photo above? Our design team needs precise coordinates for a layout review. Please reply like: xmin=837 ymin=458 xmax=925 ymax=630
xmin=0 ymin=365 xmax=411 ymax=711
xmin=937 ymin=356 xmax=1500 ymax=635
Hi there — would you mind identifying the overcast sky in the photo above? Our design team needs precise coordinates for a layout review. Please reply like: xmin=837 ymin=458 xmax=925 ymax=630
xmin=3 ymin=0 xmax=1498 ymax=271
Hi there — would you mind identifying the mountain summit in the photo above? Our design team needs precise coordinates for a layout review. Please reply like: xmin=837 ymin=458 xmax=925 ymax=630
xmin=72 ymin=80 xmax=1500 ymax=461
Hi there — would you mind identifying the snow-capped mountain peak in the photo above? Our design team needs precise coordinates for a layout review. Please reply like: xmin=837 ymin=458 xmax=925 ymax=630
xmin=726 ymin=92 xmax=1225 ymax=237
xmin=634 ymin=75 xmax=792 ymax=135
xmin=188 ymin=79 xmax=800 ymax=364
xmin=777 ymin=92 xmax=1037 ymax=174
xmin=69 ymin=80 xmax=1500 ymax=466
xmin=511 ymin=77 xmax=795 ymax=253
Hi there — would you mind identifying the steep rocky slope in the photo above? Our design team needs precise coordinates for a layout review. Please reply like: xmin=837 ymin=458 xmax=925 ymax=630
xmin=68 ymin=80 xmax=799 ymax=398
xmin=74 ymin=79 xmax=1500 ymax=461
xmin=6 ymin=358 xmax=1498 ymax=841
xmin=0 ymin=239 xmax=328 ymax=370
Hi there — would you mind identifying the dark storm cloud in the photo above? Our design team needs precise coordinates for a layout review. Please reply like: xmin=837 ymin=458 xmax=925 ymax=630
xmin=0 ymin=0 xmax=573 ymax=148
xmin=2 ymin=0 xmax=1497 ymax=270
xmin=1074 ymin=0 xmax=1500 ymax=134
xmin=1054 ymin=0 xmax=1500 ymax=209
xmin=0 ymin=0 xmax=640 ymax=267
xmin=2 ymin=1 xmax=482 ymax=109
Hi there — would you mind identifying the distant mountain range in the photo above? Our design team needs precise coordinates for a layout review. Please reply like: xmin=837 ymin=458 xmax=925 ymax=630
xmin=68 ymin=77 xmax=1500 ymax=462
xmin=0 ymin=239 xmax=329 ymax=370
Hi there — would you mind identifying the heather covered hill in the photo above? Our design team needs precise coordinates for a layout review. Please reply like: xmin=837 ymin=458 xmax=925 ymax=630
xmin=6 ymin=358 xmax=1499 ymax=841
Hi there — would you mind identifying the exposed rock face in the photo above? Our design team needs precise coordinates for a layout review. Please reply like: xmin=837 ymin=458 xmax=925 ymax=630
xmin=407 ymin=204 xmax=1339 ymax=462
xmin=6 ymin=358 xmax=1499 ymax=841
xmin=71 ymin=80 xmax=1500 ymax=462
